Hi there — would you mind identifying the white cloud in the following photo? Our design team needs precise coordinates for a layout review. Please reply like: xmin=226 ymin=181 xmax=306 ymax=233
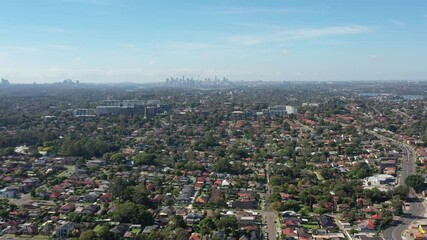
xmin=282 ymin=49 xmax=288 ymax=54
xmin=228 ymin=25 xmax=373 ymax=45
xmin=201 ymin=6 xmax=319 ymax=15
xmin=286 ymin=25 xmax=372 ymax=39
xmin=370 ymin=55 xmax=377 ymax=59
xmin=388 ymin=20 xmax=406 ymax=27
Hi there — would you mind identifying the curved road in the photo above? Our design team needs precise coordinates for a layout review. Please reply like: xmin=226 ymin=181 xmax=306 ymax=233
xmin=384 ymin=190 xmax=424 ymax=240
xmin=367 ymin=130 xmax=425 ymax=240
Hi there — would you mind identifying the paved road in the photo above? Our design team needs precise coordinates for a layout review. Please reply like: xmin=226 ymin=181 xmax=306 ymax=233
xmin=367 ymin=130 xmax=415 ymax=185
xmin=262 ymin=162 xmax=280 ymax=240
xmin=332 ymin=215 xmax=352 ymax=240
xmin=367 ymin=130 xmax=425 ymax=240
xmin=383 ymin=191 xmax=425 ymax=240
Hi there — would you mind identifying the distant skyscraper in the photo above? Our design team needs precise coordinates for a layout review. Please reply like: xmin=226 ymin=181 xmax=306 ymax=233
xmin=1 ymin=78 xmax=10 ymax=84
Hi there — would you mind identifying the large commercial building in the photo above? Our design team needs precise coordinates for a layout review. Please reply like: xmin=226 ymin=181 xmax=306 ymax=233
xmin=265 ymin=105 xmax=298 ymax=116
xmin=73 ymin=109 xmax=96 ymax=117
xmin=94 ymin=99 xmax=161 ymax=116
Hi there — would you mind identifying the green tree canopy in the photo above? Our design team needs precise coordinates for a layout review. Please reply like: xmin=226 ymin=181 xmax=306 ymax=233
xmin=199 ymin=218 xmax=216 ymax=235
xmin=112 ymin=201 xmax=154 ymax=225
xmin=213 ymin=158 xmax=231 ymax=173
xmin=133 ymin=152 xmax=158 ymax=166
xmin=110 ymin=177 xmax=131 ymax=202
xmin=79 ymin=230 xmax=97 ymax=240
xmin=215 ymin=215 xmax=237 ymax=235
xmin=94 ymin=225 xmax=113 ymax=240
xmin=110 ymin=153 xmax=126 ymax=164
xmin=405 ymin=174 xmax=425 ymax=192
xmin=132 ymin=184 xmax=156 ymax=208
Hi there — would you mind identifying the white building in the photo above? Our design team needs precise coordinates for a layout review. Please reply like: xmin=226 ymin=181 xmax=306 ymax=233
xmin=364 ymin=174 xmax=396 ymax=191
xmin=285 ymin=105 xmax=298 ymax=114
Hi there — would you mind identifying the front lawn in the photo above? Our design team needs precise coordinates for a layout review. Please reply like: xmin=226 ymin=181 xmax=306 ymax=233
xmin=301 ymin=223 xmax=319 ymax=230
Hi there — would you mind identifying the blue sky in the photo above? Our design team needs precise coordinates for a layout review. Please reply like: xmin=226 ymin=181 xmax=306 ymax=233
xmin=0 ymin=0 xmax=426 ymax=83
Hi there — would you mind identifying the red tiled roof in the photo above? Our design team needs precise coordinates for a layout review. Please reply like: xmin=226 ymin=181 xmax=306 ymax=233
xmin=414 ymin=232 xmax=427 ymax=239
xmin=196 ymin=177 xmax=205 ymax=182
xmin=49 ymin=192 xmax=61 ymax=198
xmin=280 ymin=193 xmax=293 ymax=199
xmin=196 ymin=196 xmax=206 ymax=204
xmin=367 ymin=220 xmax=376 ymax=229
xmin=283 ymin=227 xmax=296 ymax=237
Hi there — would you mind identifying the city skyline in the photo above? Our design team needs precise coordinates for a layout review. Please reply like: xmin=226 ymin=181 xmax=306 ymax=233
xmin=1 ymin=0 xmax=427 ymax=83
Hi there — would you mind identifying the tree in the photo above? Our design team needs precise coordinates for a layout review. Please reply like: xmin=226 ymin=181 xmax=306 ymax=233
xmin=283 ymin=199 xmax=301 ymax=212
xmin=94 ymin=225 xmax=113 ymax=240
xmin=112 ymin=201 xmax=154 ymax=225
xmin=110 ymin=153 xmax=126 ymax=164
xmin=213 ymin=158 xmax=231 ymax=173
xmin=269 ymin=192 xmax=281 ymax=202
xmin=0 ymin=210 xmax=8 ymax=220
xmin=363 ymin=188 xmax=390 ymax=203
xmin=379 ymin=210 xmax=393 ymax=229
xmin=30 ymin=189 xmax=36 ymax=198
xmin=215 ymin=215 xmax=237 ymax=236
xmin=132 ymin=184 xmax=155 ymax=208
xmin=161 ymin=227 xmax=188 ymax=240
xmin=348 ymin=162 xmax=372 ymax=179
xmin=133 ymin=153 xmax=158 ymax=166
xmin=141 ymin=231 xmax=162 ymax=240
xmin=271 ymin=201 xmax=282 ymax=211
xmin=405 ymin=174 xmax=425 ymax=192
xmin=167 ymin=215 xmax=187 ymax=229
xmin=79 ymin=230 xmax=96 ymax=240
xmin=67 ymin=212 xmax=81 ymax=222
xmin=391 ymin=196 xmax=404 ymax=216
xmin=314 ymin=206 xmax=328 ymax=214
xmin=110 ymin=177 xmax=130 ymax=202
xmin=298 ymin=190 xmax=313 ymax=206
xmin=392 ymin=185 xmax=409 ymax=200
xmin=199 ymin=218 xmax=216 ymax=235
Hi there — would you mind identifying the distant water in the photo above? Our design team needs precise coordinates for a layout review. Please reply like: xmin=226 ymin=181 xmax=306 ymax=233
xmin=359 ymin=93 xmax=387 ymax=96
xmin=401 ymin=95 xmax=424 ymax=100
xmin=359 ymin=93 xmax=424 ymax=101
